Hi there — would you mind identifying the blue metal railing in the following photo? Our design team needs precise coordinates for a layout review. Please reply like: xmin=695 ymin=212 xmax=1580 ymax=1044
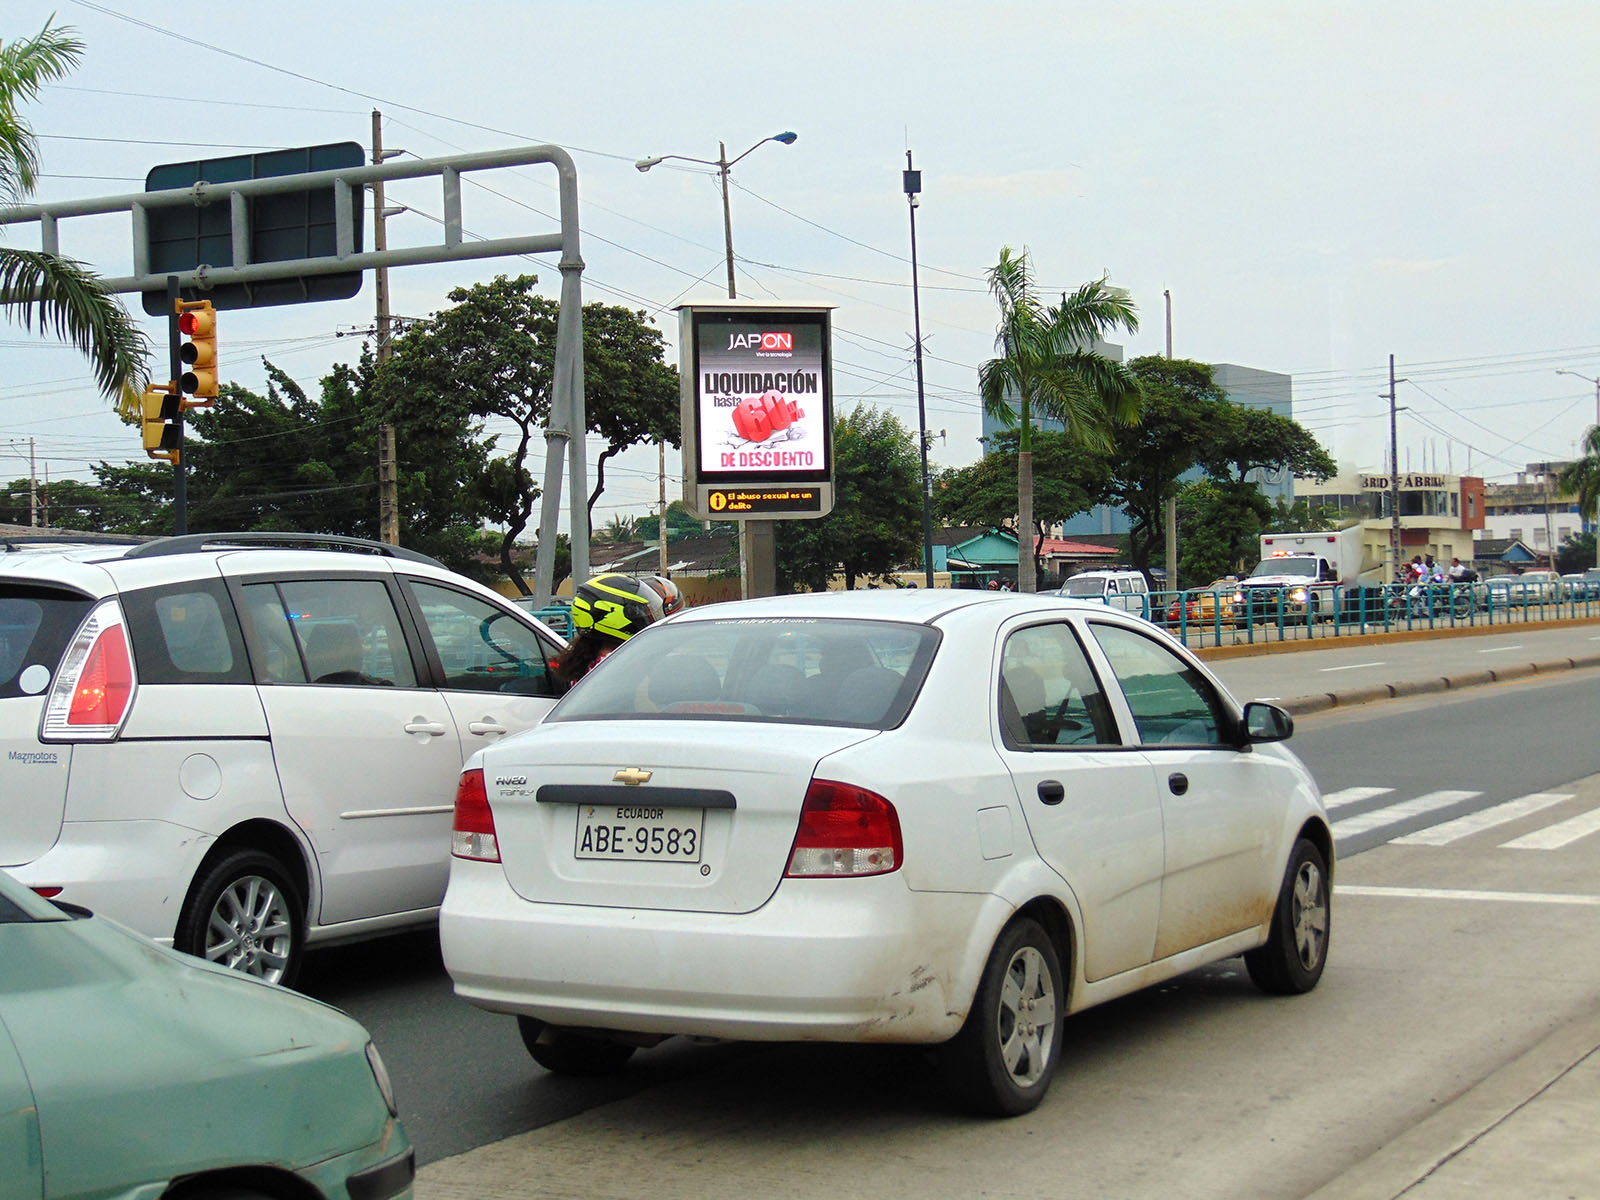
xmin=1060 ymin=578 xmax=1600 ymax=649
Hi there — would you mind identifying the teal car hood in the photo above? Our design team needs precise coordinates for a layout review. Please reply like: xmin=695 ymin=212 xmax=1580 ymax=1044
xmin=0 ymin=910 xmax=400 ymax=1196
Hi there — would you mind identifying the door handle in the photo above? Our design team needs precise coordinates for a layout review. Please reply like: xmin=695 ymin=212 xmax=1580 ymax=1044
xmin=468 ymin=719 xmax=508 ymax=737
xmin=404 ymin=719 xmax=449 ymax=737
xmin=1037 ymin=780 xmax=1065 ymax=806
xmin=1168 ymin=772 xmax=1189 ymax=796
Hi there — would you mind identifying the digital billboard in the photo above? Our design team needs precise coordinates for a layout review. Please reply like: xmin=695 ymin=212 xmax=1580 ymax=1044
xmin=680 ymin=304 xmax=835 ymax=520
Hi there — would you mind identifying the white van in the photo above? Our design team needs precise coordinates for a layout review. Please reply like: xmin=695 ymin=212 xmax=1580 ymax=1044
xmin=0 ymin=533 xmax=567 ymax=986
xmin=1053 ymin=569 xmax=1152 ymax=616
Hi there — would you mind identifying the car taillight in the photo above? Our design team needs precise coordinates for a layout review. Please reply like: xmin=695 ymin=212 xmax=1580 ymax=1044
xmin=785 ymin=779 xmax=902 ymax=878
xmin=40 ymin=599 xmax=136 ymax=742
xmin=451 ymin=768 xmax=500 ymax=861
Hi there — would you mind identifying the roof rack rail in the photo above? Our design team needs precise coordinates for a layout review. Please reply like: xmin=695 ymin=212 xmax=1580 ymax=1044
xmin=122 ymin=532 xmax=446 ymax=568
xmin=2 ymin=533 xmax=146 ymax=553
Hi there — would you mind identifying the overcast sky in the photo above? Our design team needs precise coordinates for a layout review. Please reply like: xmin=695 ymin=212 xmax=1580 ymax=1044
xmin=6 ymin=0 xmax=1600 ymax=530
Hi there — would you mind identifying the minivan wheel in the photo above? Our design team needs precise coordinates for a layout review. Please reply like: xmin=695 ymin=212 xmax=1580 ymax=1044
xmin=1245 ymin=837 xmax=1330 ymax=995
xmin=941 ymin=917 xmax=1064 ymax=1116
xmin=176 ymin=850 xmax=304 ymax=988
xmin=517 ymin=1017 xmax=637 ymax=1076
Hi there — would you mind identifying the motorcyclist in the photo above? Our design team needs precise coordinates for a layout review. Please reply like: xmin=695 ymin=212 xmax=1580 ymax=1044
xmin=555 ymin=572 xmax=681 ymax=685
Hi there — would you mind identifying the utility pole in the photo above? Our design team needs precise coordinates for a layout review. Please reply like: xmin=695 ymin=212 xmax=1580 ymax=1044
xmin=1388 ymin=354 xmax=1402 ymax=582
xmin=658 ymin=440 xmax=669 ymax=576
xmin=1163 ymin=290 xmax=1177 ymax=592
xmin=373 ymin=110 xmax=400 ymax=546
xmin=905 ymin=152 xmax=934 ymax=588
xmin=28 ymin=438 xmax=37 ymax=527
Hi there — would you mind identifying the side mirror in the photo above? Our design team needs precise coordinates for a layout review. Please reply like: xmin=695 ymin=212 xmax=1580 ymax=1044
xmin=1240 ymin=700 xmax=1294 ymax=744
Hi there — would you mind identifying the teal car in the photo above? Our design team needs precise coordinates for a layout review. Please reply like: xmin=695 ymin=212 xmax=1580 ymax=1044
xmin=0 ymin=869 xmax=413 ymax=1200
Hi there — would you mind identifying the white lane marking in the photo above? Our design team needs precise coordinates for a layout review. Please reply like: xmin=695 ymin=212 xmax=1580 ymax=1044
xmin=1320 ymin=661 xmax=1384 ymax=673
xmin=1333 ymin=790 xmax=1479 ymax=838
xmin=1500 ymin=806 xmax=1600 ymax=850
xmin=1393 ymin=793 xmax=1572 ymax=846
xmin=1477 ymin=645 xmax=1523 ymax=654
xmin=1320 ymin=786 xmax=1394 ymax=811
xmin=1338 ymin=885 xmax=1600 ymax=907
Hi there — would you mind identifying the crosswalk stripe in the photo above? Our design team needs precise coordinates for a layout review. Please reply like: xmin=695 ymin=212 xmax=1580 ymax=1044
xmin=1392 ymin=793 xmax=1572 ymax=846
xmin=1320 ymin=786 xmax=1394 ymax=811
xmin=1332 ymin=790 xmax=1479 ymax=839
xmin=1500 ymin=806 xmax=1600 ymax=851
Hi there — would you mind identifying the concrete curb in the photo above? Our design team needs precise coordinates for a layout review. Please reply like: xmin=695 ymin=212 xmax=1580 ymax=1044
xmin=1303 ymin=1004 xmax=1600 ymax=1200
xmin=1278 ymin=654 xmax=1600 ymax=716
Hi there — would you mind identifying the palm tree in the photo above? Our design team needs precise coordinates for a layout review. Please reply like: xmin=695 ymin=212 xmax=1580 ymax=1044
xmin=1560 ymin=425 xmax=1600 ymax=566
xmin=1 ymin=20 xmax=149 ymax=416
xmin=978 ymin=247 xmax=1141 ymax=591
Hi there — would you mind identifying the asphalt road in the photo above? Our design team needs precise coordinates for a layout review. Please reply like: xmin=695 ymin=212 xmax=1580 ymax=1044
xmin=296 ymin=628 xmax=1600 ymax=1169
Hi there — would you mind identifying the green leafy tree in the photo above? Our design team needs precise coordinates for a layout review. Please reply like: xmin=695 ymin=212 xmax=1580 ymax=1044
xmin=58 ymin=356 xmax=493 ymax=573
xmin=979 ymin=248 xmax=1140 ymax=592
xmin=0 ymin=20 xmax=149 ymax=415
xmin=1556 ymin=531 xmax=1596 ymax=575
xmin=1266 ymin=496 xmax=1350 ymax=533
xmin=776 ymin=405 xmax=922 ymax=592
xmin=1175 ymin=479 xmax=1274 ymax=584
xmin=1560 ymin=426 xmax=1600 ymax=568
xmin=635 ymin=499 xmax=735 ymax=543
xmin=1200 ymin=404 xmax=1338 ymax=484
xmin=598 ymin=513 xmax=640 ymax=543
xmin=934 ymin=429 xmax=1107 ymax=568
xmin=376 ymin=275 xmax=679 ymax=593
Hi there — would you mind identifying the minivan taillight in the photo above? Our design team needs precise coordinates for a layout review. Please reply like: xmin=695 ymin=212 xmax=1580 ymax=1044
xmin=451 ymin=769 xmax=501 ymax=861
xmin=785 ymin=779 xmax=902 ymax=877
xmin=40 ymin=599 xmax=136 ymax=742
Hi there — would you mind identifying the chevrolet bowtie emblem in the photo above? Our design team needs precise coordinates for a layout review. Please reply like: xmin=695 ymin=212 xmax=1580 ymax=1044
xmin=613 ymin=767 xmax=652 ymax=786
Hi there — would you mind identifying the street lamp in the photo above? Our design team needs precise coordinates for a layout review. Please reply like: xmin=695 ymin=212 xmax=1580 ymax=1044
xmin=1555 ymin=369 xmax=1600 ymax=429
xmin=635 ymin=131 xmax=797 ymax=300
xmin=637 ymin=132 xmax=797 ymax=601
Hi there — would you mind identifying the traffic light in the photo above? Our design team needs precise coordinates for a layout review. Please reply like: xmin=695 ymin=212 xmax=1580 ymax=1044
xmin=176 ymin=299 xmax=218 ymax=403
xmin=141 ymin=384 xmax=180 ymax=463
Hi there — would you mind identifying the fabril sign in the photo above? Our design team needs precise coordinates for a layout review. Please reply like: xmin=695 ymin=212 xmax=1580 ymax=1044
xmin=1360 ymin=474 xmax=1447 ymax=490
xmin=679 ymin=303 xmax=835 ymax=521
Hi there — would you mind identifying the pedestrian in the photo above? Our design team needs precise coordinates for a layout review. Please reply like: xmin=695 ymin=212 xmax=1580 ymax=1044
xmin=554 ymin=573 xmax=682 ymax=687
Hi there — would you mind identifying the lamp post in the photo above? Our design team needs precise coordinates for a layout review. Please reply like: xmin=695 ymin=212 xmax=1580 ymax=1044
xmin=636 ymin=132 xmax=797 ymax=301
xmin=637 ymin=132 xmax=797 ymax=599
xmin=903 ymin=152 xmax=934 ymax=588
xmin=1555 ymin=369 xmax=1600 ymax=430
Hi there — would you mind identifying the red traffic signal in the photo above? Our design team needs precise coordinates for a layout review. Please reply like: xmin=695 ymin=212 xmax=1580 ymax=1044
xmin=176 ymin=299 xmax=218 ymax=402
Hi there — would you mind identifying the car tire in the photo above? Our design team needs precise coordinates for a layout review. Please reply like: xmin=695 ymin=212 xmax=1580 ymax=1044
xmin=1245 ymin=838 xmax=1330 ymax=995
xmin=175 ymin=849 xmax=305 ymax=988
xmin=517 ymin=1017 xmax=637 ymax=1076
xmin=941 ymin=917 xmax=1064 ymax=1117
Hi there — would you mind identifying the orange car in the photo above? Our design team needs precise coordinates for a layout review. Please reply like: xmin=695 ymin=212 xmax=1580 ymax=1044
xmin=1165 ymin=579 xmax=1241 ymax=626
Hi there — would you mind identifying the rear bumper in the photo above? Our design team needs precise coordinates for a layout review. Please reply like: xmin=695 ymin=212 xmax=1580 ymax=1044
xmin=441 ymin=860 xmax=998 ymax=1044
xmin=6 ymin=819 xmax=214 ymax=943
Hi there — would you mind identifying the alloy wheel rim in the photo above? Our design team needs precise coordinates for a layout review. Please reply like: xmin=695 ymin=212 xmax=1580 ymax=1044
xmin=205 ymin=874 xmax=293 ymax=983
xmin=1290 ymin=861 xmax=1329 ymax=970
xmin=996 ymin=945 xmax=1057 ymax=1087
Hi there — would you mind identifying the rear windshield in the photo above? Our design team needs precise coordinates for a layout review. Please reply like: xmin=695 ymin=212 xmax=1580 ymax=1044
xmin=1060 ymin=577 xmax=1108 ymax=597
xmin=550 ymin=617 xmax=940 ymax=729
xmin=0 ymin=585 xmax=94 ymax=701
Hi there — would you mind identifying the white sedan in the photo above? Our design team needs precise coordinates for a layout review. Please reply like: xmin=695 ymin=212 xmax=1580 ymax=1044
xmin=441 ymin=590 xmax=1331 ymax=1115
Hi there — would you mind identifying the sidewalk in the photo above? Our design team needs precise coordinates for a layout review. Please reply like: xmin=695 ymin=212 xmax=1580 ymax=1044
xmin=1304 ymin=1004 xmax=1600 ymax=1199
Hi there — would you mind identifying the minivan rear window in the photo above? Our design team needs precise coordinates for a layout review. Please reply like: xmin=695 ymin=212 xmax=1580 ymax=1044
xmin=0 ymin=586 xmax=94 ymax=700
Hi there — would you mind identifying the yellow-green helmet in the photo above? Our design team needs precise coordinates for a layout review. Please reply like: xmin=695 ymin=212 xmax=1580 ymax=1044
xmin=571 ymin=573 xmax=666 ymax=642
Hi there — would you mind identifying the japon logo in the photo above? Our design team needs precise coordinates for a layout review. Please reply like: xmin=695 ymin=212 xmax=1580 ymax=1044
xmin=727 ymin=331 xmax=793 ymax=352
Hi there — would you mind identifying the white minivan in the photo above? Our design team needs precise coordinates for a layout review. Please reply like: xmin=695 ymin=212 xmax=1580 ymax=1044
xmin=0 ymin=532 xmax=567 ymax=985
xmin=1053 ymin=569 xmax=1152 ymax=617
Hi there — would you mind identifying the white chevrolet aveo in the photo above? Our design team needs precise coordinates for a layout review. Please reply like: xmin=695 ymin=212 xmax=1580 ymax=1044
xmin=441 ymin=589 xmax=1331 ymax=1115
